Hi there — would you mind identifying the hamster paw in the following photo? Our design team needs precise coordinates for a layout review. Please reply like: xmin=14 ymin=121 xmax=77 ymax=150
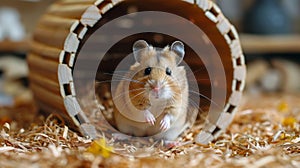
xmin=160 ymin=115 xmax=171 ymax=131
xmin=144 ymin=110 xmax=156 ymax=126
xmin=164 ymin=141 xmax=181 ymax=149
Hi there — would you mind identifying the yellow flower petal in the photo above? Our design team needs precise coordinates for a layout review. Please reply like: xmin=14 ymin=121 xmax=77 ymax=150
xmin=278 ymin=102 xmax=289 ymax=113
xmin=282 ymin=117 xmax=297 ymax=128
xmin=86 ymin=138 xmax=114 ymax=158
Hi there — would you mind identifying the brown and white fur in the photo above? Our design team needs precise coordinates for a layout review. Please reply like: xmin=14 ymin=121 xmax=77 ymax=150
xmin=113 ymin=40 xmax=189 ymax=142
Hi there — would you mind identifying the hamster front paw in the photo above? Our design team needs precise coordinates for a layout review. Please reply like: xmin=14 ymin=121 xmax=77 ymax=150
xmin=143 ymin=110 xmax=156 ymax=126
xmin=164 ymin=140 xmax=181 ymax=149
xmin=160 ymin=115 xmax=171 ymax=131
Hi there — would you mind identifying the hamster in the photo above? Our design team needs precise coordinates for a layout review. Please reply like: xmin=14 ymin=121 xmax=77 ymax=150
xmin=112 ymin=40 xmax=189 ymax=142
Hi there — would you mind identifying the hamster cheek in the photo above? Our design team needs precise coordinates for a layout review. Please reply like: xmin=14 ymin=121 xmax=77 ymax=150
xmin=159 ymin=83 xmax=173 ymax=100
xmin=143 ymin=83 xmax=152 ymax=97
xmin=161 ymin=78 xmax=177 ymax=100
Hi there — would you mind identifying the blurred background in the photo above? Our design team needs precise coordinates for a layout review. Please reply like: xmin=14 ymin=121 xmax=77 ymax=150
xmin=217 ymin=0 xmax=300 ymax=94
xmin=0 ymin=0 xmax=300 ymax=108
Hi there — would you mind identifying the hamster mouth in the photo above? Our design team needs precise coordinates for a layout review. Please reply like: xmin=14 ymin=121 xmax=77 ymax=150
xmin=150 ymin=88 xmax=171 ymax=100
xmin=147 ymin=81 xmax=172 ymax=100
xmin=150 ymin=90 xmax=160 ymax=99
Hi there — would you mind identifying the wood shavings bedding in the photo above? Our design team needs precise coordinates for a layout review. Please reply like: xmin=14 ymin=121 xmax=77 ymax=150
xmin=1 ymin=93 xmax=300 ymax=167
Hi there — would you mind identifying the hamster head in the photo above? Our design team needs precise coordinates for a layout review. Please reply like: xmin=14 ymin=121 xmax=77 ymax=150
xmin=128 ymin=40 xmax=186 ymax=103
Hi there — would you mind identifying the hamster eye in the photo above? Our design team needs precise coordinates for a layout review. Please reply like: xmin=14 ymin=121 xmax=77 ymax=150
xmin=166 ymin=67 xmax=172 ymax=76
xmin=144 ymin=67 xmax=152 ymax=75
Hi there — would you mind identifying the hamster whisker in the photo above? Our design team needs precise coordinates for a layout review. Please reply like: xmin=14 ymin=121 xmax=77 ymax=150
xmin=126 ymin=89 xmax=146 ymax=100
xmin=147 ymin=79 xmax=155 ymax=86
xmin=95 ymin=78 xmax=144 ymax=84
xmin=188 ymin=90 xmax=223 ymax=109
xmin=114 ymin=77 xmax=145 ymax=84
xmin=189 ymin=98 xmax=214 ymax=122
xmin=110 ymin=75 xmax=145 ymax=83
xmin=118 ymin=90 xmax=146 ymax=112
xmin=173 ymin=78 xmax=186 ymax=84
xmin=102 ymin=73 xmax=144 ymax=83
xmin=102 ymin=72 xmax=126 ymax=76
xmin=167 ymin=83 xmax=180 ymax=89
xmin=170 ymin=97 xmax=178 ymax=104
xmin=96 ymin=79 xmax=133 ymax=84
xmin=111 ymin=70 xmax=128 ymax=73
xmin=170 ymin=91 xmax=182 ymax=97
xmin=189 ymin=99 xmax=202 ymax=112
xmin=162 ymin=75 xmax=168 ymax=83
xmin=176 ymin=78 xmax=210 ymax=85
xmin=113 ymin=88 xmax=146 ymax=101
xmin=170 ymin=92 xmax=186 ymax=104
xmin=169 ymin=94 xmax=205 ymax=118
xmin=107 ymin=74 xmax=128 ymax=79
xmin=107 ymin=72 xmax=139 ymax=79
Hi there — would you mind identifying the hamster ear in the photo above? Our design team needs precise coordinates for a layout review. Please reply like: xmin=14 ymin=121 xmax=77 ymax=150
xmin=171 ymin=41 xmax=185 ymax=65
xmin=133 ymin=40 xmax=149 ymax=63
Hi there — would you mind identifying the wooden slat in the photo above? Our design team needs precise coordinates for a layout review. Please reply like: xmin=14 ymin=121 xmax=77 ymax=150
xmin=0 ymin=39 xmax=29 ymax=53
xmin=197 ymin=0 xmax=213 ymax=11
xmin=241 ymin=34 xmax=300 ymax=54
xmin=234 ymin=65 xmax=246 ymax=81
xmin=27 ymin=53 xmax=59 ymax=74
xmin=30 ymin=41 xmax=62 ymax=60
xmin=228 ymin=91 xmax=242 ymax=106
xmin=58 ymin=64 xmax=73 ymax=85
xmin=29 ymin=72 xmax=61 ymax=95
xmin=111 ymin=0 xmax=123 ymax=5
xmin=80 ymin=5 xmax=102 ymax=27
xmin=64 ymin=32 xmax=80 ymax=53
xmin=38 ymin=14 xmax=79 ymax=32
xmin=98 ymin=2 xmax=113 ymax=14
xmin=196 ymin=131 xmax=214 ymax=145
xmin=33 ymin=26 xmax=71 ymax=49
xmin=31 ymin=83 xmax=65 ymax=112
xmin=64 ymin=96 xmax=81 ymax=116
xmin=216 ymin=14 xmax=231 ymax=35
xmin=47 ymin=4 xmax=92 ymax=19
xmin=80 ymin=123 xmax=97 ymax=139
xmin=230 ymin=40 xmax=243 ymax=59
xmin=58 ymin=0 xmax=96 ymax=5
xmin=216 ymin=112 xmax=233 ymax=130
xmin=27 ymin=53 xmax=59 ymax=82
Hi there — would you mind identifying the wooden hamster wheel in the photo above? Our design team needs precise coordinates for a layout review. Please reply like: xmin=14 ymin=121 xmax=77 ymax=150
xmin=28 ymin=0 xmax=246 ymax=144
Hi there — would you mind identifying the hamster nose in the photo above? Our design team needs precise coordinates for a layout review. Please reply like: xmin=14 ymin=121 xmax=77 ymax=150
xmin=153 ymin=87 xmax=160 ymax=93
